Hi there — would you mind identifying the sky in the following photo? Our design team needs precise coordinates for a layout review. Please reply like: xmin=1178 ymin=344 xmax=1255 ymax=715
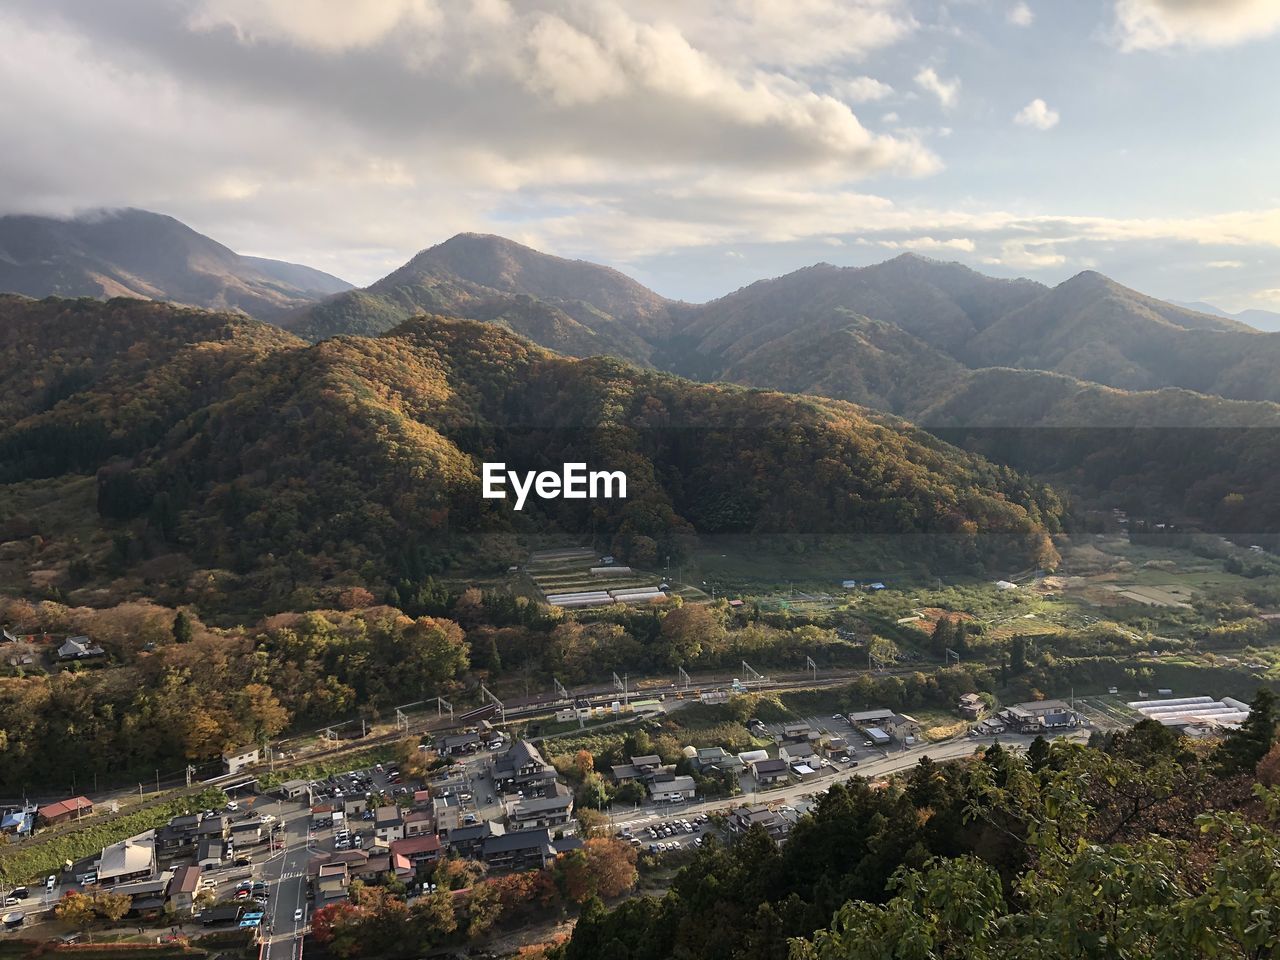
xmin=2 ymin=0 xmax=1279 ymax=309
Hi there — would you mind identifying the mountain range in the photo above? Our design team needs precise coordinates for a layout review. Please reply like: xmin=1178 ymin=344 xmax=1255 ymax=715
xmin=0 ymin=209 xmax=351 ymax=322
xmin=5 ymin=208 xmax=1280 ymax=535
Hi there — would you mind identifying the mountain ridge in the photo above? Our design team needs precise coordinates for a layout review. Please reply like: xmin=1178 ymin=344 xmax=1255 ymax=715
xmin=0 ymin=208 xmax=352 ymax=321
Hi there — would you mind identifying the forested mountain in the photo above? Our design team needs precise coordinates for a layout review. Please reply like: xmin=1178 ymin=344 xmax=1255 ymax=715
xmin=1176 ymin=299 xmax=1280 ymax=333
xmin=0 ymin=209 xmax=351 ymax=321
xmin=0 ymin=296 xmax=1062 ymax=597
xmin=281 ymin=232 xmax=678 ymax=359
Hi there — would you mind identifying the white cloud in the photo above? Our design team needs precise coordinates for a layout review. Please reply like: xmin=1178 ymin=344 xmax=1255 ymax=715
xmin=1114 ymin=0 xmax=1280 ymax=50
xmin=834 ymin=76 xmax=894 ymax=102
xmin=880 ymin=236 xmax=976 ymax=252
xmin=914 ymin=67 xmax=960 ymax=107
xmin=1008 ymin=2 xmax=1034 ymax=26
xmin=190 ymin=0 xmax=443 ymax=52
xmin=983 ymin=240 xmax=1066 ymax=269
xmin=1014 ymin=98 xmax=1060 ymax=130
xmin=1207 ymin=259 xmax=1245 ymax=268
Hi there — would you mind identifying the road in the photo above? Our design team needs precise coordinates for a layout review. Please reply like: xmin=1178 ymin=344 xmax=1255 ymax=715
xmin=259 ymin=798 xmax=315 ymax=960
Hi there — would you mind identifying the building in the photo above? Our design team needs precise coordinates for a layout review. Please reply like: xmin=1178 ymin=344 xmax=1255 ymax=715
xmin=57 ymin=636 xmax=105 ymax=660
xmin=750 ymin=758 xmax=790 ymax=786
xmin=648 ymin=775 xmax=696 ymax=803
xmin=850 ymin=709 xmax=920 ymax=744
xmin=404 ymin=808 xmax=435 ymax=838
xmin=610 ymin=763 xmax=643 ymax=783
xmin=1127 ymin=696 xmax=1250 ymax=733
xmin=97 ymin=835 xmax=157 ymax=887
xmin=374 ymin=805 xmax=405 ymax=843
xmin=779 ymin=741 xmax=818 ymax=768
xmin=314 ymin=862 xmax=349 ymax=905
xmin=997 ymin=700 xmax=1081 ymax=735
xmin=693 ymin=746 xmax=742 ymax=773
xmin=389 ymin=834 xmax=442 ymax=870
xmin=0 ymin=810 xmax=33 ymax=837
xmin=509 ymin=783 xmax=575 ymax=832
xmin=221 ymin=746 xmax=260 ymax=776
xmin=729 ymin=805 xmax=789 ymax=841
xmin=630 ymin=755 xmax=662 ymax=772
xmin=311 ymin=804 xmax=336 ymax=829
xmin=38 ymin=795 xmax=93 ymax=826
xmin=438 ymin=732 xmax=482 ymax=756
xmin=167 ymin=865 xmax=202 ymax=914
xmin=958 ymin=693 xmax=985 ymax=720
xmin=197 ymin=838 xmax=224 ymax=869
xmin=230 ymin=818 xmax=267 ymax=847
xmin=492 ymin=740 xmax=558 ymax=797
xmin=442 ymin=822 xmax=502 ymax=860
xmin=822 ymin=737 xmax=849 ymax=758
xmin=276 ymin=779 xmax=310 ymax=801
xmin=482 ymin=828 xmax=555 ymax=871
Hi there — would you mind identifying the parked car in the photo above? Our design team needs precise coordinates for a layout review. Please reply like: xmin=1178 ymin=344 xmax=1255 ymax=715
xmin=225 ymin=801 xmax=239 ymax=812
xmin=3 ymin=896 xmax=20 ymax=907
xmin=12 ymin=887 xmax=29 ymax=900
xmin=294 ymin=908 xmax=305 ymax=922
xmin=45 ymin=875 xmax=56 ymax=890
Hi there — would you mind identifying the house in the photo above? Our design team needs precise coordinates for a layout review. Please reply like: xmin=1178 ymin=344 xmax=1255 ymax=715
xmin=197 ymin=838 xmax=224 ymax=869
xmin=404 ymin=808 xmax=435 ymax=837
xmin=57 ymin=636 xmax=105 ymax=660
xmin=97 ymin=835 xmax=157 ymax=886
xmin=343 ymin=796 xmax=369 ymax=818
xmin=822 ymin=737 xmax=848 ymax=758
xmin=729 ymin=805 xmax=789 ymax=841
xmin=167 ymin=865 xmax=202 ymax=914
xmin=738 ymin=749 xmax=770 ymax=767
xmin=198 ymin=903 xmax=245 ymax=926
xmin=115 ymin=877 xmax=173 ymax=919
xmin=38 ymin=795 xmax=93 ymax=826
xmin=221 ymin=746 xmax=260 ymax=776
xmin=350 ymin=852 xmax=413 ymax=884
xmin=483 ymin=828 xmax=555 ymax=871
xmin=432 ymin=794 xmax=463 ymax=834
xmin=848 ymin=709 xmax=896 ymax=728
xmin=314 ymin=862 xmax=349 ymax=905
xmin=0 ymin=810 xmax=33 ymax=837
xmin=610 ymin=763 xmax=643 ymax=783
xmin=411 ymin=789 xmax=432 ymax=809
xmin=750 ymin=758 xmax=790 ymax=786
xmin=998 ymin=700 xmax=1080 ymax=735
xmin=492 ymin=740 xmax=558 ymax=797
xmin=781 ymin=723 xmax=812 ymax=741
xmin=850 ymin=709 xmax=920 ymax=743
xmin=779 ymin=741 xmax=818 ymax=768
xmin=230 ymin=818 xmax=266 ymax=846
xmin=442 ymin=821 xmax=502 ymax=859
xmin=648 ymin=775 xmax=696 ymax=803
xmin=509 ymin=783 xmax=575 ymax=831
xmin=374 ymin=805 xmax=405 ymax=843
xmin=630 ymin=755 xmax=662 ymax=772
xmin=156 ymin=817 xmax=198 ymax=852
xmin=958 ymin=693 xmax=985 ymax=720
xmin=389 ymin=834 xmax=442 ymax=870
xmin=693 ymin=746 xmax=742 ymax=772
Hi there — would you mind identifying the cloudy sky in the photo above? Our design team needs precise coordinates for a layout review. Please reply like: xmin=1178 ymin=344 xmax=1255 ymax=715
xmin=3 ymin=0 xmax=1279 ymax=309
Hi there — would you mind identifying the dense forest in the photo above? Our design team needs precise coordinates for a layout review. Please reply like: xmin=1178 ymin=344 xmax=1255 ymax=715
xmin=0 ymin=296 xmax=1062 ymax=613
xmin=557 ymin=708 xmax=1280 ymax=960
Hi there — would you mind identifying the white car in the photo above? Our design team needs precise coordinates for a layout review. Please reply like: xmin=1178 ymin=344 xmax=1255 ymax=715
xmin=294 ymin=908 xmax=305 ymax=922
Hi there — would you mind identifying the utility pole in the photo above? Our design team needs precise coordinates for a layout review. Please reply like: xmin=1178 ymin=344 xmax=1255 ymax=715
xmin=806 ymin=655 xmax=817 ymax=683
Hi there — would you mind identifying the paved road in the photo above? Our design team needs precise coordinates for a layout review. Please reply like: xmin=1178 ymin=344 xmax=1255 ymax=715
xmin=261 ymin=801 xmax=315 ymax=960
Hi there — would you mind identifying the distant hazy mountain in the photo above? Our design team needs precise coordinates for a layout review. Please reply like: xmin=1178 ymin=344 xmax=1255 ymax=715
xmin=0 ymin=209 xmax=351 ymax=321
xmin=1173 ymin=299 xmax=1280 ymax=333
xmin=282 ymin=232 xmax=677 ymax=361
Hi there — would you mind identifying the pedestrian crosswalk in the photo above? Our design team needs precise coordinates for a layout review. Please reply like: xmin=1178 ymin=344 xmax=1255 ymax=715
xmin=277 ymin=869 xmax=304 ymax=880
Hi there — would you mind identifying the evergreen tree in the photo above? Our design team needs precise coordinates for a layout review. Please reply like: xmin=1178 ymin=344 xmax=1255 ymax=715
xmin=172 ymin=609 xmax=193 ymax=644
xmin=1215 ymin=687 xmax=1278 ymax=776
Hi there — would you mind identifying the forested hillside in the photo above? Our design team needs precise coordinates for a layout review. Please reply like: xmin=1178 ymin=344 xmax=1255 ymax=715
xmin=559 ymin=715 xmax=1280 ymax=960
xmin=0 ymin=296 xmax=1062 ymax=611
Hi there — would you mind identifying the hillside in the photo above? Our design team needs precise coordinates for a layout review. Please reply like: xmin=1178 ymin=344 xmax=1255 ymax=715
xmin=0 ymin=209 xmax=352 ymax=321
xmin=282 ymin=232 xmax=676 ymax=360
xmin=0 ymin=298 xmax=1063 ymax=602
